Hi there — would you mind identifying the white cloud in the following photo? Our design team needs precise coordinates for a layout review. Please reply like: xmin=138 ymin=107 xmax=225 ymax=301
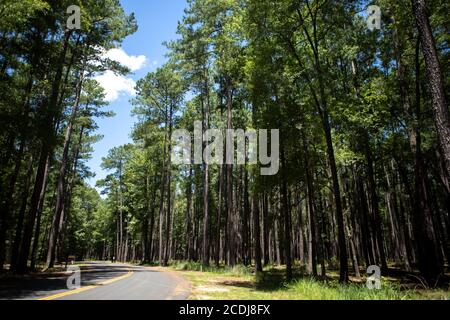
xmin=94 ymin=70 xmax=136 ymax=102
xmin=103 ymin=48 xmax=147 ymax=72
xmin=93 ymin=48 xmax=148 ymax=102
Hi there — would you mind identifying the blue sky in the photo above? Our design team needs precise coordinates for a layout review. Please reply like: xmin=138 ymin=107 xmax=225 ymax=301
xmin=87 ymin=0 xmax=187 ymax=187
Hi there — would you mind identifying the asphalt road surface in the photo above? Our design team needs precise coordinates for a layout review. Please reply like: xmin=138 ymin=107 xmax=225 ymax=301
xmin=0 ymin=262 xmax=190 ymax=300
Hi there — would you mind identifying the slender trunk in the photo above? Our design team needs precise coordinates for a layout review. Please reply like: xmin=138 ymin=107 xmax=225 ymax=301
xmin=186 ymin=167 xmax=193 ymax=261
xmin=29 ymin=156 xmax=50 ymax=271
xmin=163 ymin=105 xmax=174 ymax=266
xmin=57 ymin=126 xmax=85 ymax=261
xmin=364 ymin=140 xmax=388 ymax=273
xmin=253 ymin=192 xmax=262 ymax=273
xmin=16 ymin=32 xmax=71 ymax=274
xmin=262 ymin=191 xmax=270 ymax=266
xmin=158 ymin=119 xmax=168 ymax=264
xmin=297 ymin=194 xmax=305 ymax=265
xmin=274 ymin=215 xmax=281 ymax=266
xmin=215 ymin=165 xmax=223 ymax=266
xmin=323 ymin=116 xmax=348 ymax=282
xmin=395 ymin=28 xmax=442 ymax=281
xmin=0 ymin=75 xmax=33 ymax=271
xmin=280 ymin=140 xmax=292 ymax=280
xmin=202 ymin=87 xmax=210 ymax=266
xmin=0 ymin=139 xmax=25 ymax=271
xmin=45 ymin=74 xmax=83 ymax=269
xmin=342 ymin=175 xmax=361 ymax=278
xmin=226 ymin=81 xmax=235 ymax=266
xmin=10 ymin=155 xmax=34 ymax=271
xmin=243 ymin=167 xmax=250 ymax=266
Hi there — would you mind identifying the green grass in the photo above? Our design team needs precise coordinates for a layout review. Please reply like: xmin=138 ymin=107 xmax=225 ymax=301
xmin=173 ymin=261 xmax=253 ymax=277
xmin=168 ymin=264 xmax=450 ymax=300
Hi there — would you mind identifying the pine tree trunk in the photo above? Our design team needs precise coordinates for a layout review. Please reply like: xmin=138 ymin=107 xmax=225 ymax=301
xmin=158 ymin=116 xmax=168 ymax=264
xmin=243 ymin=167 xmax=250 ymax=266
xmin=10 ymin=155 xmax=34 ymax=272
xmin=303 ymin=135 xmax=317 ymax=277
xmin=262 ymin=191 xmax=270 ymax=266
xmin=215 ymin=165 xmax=223 ymax=266
xmin=412 ymin=0 xmax=450 ymax=179
xmin=280 ymin=141 xmax=292 ymax=280
xmin=163 ymin=105 xmax=174 ymax=266
xmin=226 ymin=81 xmax=235 ymax=266
xmin=29 ymin=156 xmax=50 ymax=271
xmin=364 ymin=140 xmax=388 ymax=273
xmin=45 ymin=74 xmax=83 ymax=269
xmin=202 ymin=89 xmax=210 ymax=266
xmin=186 ymin=166 xmax=193 ymax=261
xmin=395 ymin=30 xmax=443 ymax=281
xmin=323 ymin=116 xmax=348 ymax=283
xmin=253 ymin=192 xmax=262 ymax=273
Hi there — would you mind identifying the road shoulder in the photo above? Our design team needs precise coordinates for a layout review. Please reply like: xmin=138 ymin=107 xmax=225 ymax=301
xmin=144 ymin=266 xmax=191 ymax=300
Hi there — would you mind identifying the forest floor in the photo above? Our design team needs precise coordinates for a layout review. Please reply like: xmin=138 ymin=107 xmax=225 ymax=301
xmin=165 ymin=262 xmax=450 ymax=300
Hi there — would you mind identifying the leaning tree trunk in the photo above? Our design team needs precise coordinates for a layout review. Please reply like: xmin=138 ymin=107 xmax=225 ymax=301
xmin=29 ymin=156 xmax=50 ymax=272
xmin=45 ymin=74 xmax=83 ymax=270
xmin=16 ymin=31 xmax=71 ymax=274
xmin=412 ymin=0 xmax=450 ymax=179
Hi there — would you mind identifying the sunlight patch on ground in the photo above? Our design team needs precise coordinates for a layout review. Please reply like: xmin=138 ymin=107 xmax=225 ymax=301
xmin=197 ymin=285 xmax=230 ymax=293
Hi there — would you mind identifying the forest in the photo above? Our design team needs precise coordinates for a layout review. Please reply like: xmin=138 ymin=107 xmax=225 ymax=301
xmin=0 ymin=0 xmax=449 ymax=294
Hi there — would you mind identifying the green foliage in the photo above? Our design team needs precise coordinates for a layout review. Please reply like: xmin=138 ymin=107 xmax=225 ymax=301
xmin=3 ymin=0 xmax=448 ymax=300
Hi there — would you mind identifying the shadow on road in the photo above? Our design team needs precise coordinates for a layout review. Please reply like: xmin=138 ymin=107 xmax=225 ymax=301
xmin=0 ymin=263 xmax=155 ymax=300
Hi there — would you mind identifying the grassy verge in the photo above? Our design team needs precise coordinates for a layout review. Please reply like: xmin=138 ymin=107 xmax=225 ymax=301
xmin=169 ymin=262 xmax=450 ymax=300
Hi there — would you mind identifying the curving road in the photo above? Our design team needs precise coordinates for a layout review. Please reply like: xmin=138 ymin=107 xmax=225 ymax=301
xmin=0 ymin=262 xmax=190 ymax=300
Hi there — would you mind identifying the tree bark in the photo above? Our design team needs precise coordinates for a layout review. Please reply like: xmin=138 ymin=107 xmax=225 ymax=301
xmin=280 ymin=140 xmax=292 ymax=280
xmin=202 ymin=85 xmax=211 ymax=266
xmin=225 ymin=80 xmax=235 ymax=266
xmin=10 ymin=155 xmax=34 ymax=272
xmin=45 ymin=73 xmax=83 ymax=269
xmin=412 ymin=0 xmax=450 ymax=179
xmin=253 ymin=192 xmax=262 ymax=273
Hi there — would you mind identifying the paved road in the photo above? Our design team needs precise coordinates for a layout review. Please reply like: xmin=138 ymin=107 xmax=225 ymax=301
xmin=0 ymin=262 xmax=190 ymax=300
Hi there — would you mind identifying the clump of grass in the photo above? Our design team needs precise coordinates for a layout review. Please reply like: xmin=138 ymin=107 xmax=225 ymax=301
xmin=287 ymin=278 xmax=413 ymax=300
xmin=173 ymin=261 xmax=205 ymax=271
xmin=172 ymin=261 xmax=252 ymax=277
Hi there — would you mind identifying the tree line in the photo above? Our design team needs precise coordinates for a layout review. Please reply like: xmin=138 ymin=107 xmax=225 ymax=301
xmin=1 ymin=0 xmax=449 ymax=286
xmin=0 ymin=0 xmax=136 ymax=273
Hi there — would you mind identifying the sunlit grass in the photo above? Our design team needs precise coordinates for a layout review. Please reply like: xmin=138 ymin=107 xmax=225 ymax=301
xmin=168 ymin=263 xmax=450 ymax=300
xmin=173 ymin=261 xmax=253 ymax=277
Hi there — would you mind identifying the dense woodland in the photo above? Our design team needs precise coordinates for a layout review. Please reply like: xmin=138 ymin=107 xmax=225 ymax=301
xmin=0 ymin=0 xmax=449 ymax=287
